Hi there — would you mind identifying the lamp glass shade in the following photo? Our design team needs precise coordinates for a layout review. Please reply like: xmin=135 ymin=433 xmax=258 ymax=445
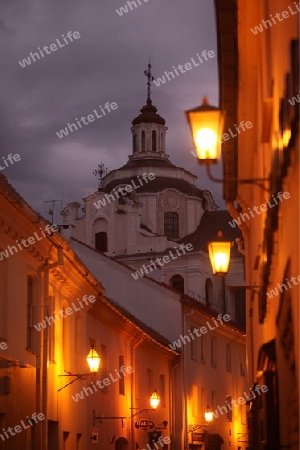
xmin=86 ymin=347 xmax=101 ymax=373
xmin=150 ymin=389 xmax=160 ymax=409
xmin=208 ymin=231 xmax=232 ymax=275
xmin=185 ymin=98 xmax=224 ymax=163
xmin=204 ymin=406 xmax=214 ymax=423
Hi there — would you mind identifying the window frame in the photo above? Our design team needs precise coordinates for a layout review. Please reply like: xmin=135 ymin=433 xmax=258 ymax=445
xmin=164 ymin=212 xmax=179 ymax=239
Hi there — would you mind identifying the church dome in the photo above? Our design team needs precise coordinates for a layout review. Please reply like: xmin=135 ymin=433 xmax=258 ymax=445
xmin=132 ymin=98 xmax=166 ymax=126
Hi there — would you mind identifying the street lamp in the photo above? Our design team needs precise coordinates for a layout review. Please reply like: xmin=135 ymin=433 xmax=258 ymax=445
xmin=185 ymin=97 xmax=224 ymax=164
xmin=185 ymin=98 xmax=270 ymax=191
xmin=58 ymin=345 xmax=101 ymax=392
xmin=150 ymin=389 xmax=160 ymax=409
xmin=129 ymin=389 xmax=160 ymax=417
xmin=208 ymin=231 xmax=233 ymax=275
xmin=204 ymin=406 xmax=214 ymax=423
xmin=188 ymin=406 xmax=214 ymax=433
xmin=86 ymin=345 xmax=101 ymax=373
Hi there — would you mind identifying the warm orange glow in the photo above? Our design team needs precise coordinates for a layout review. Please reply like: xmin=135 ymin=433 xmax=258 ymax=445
xmin=150 ymin=389 xmax=160 ymax=409
xmin=204 ymin=406 xmax=214 ymax=423
xmin=195 ymin=128 xmax=218 ymax=160
xmin=185 ymin=98 xmax=224 ymax=163
xmin=208 ymin=231 xmax=232 ymax=275
xmin=86 ymin=347 xmax=101 ymax=373
xmin=282 ymin=129 xmax=291 ymax=147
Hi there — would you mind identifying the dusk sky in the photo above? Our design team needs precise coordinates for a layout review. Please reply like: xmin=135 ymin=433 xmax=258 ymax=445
xmin=0 ymin=0 xmax=222 ymax=223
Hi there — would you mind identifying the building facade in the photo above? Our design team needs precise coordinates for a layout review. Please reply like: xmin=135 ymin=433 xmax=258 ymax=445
xmin=0 ymin=173 xmax=180 ymax=450
xmin=215 ymin=0 xmax=299 ymax=448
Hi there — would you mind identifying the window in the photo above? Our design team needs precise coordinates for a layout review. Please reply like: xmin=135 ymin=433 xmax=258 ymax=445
xmin=159 ymin=374 xmax=166 ymax=407
xmin=190 ymin=329 xmax=197 ymax=360
xmin=133 ymin=133 xmax=137 ymax=153
xmin=164 ymin=212 xmax=179 ymax=239
xmin=226 ymin=396 xmax=232 ymax=421
xmin=192 ymin=385 xmax=198 ymax=417
xmin=141 ymin=131 xmax=146 ymax=152
xmin=48 ymin=420 xmax=59 ymax=450
xmin=211 ymin=337 xmax=217 ymax=367
xmin=201 ymin=388 xmax=206 ymax=420
xmin=119 ymin=356 xmax=125 ymax=395
xmin=76 ymin=433 xmax=83 ymax=450
xmin=152 ymin=130 xmax=157 ymax=151
xmin=170 ymin=274 xmax=184 ymax=293
xmin=63 ymin=431 xmax=70 ymax=450
xmin=205 ymin=278 xmax=213 ymax=307
xmin=95 ymin=232 xmax=107 ymax=252
xmin=212 ymin=391 xmax=217 ymax=409
xmin=147 ymin=369 xmax=153 ymax=396
xmin=200 ymin=335 xmax=206 ymax=363
xmin=226 ymin=344 xmax=231 ymax=371
xmin=240 ymin=349 xmax=246 ymax=376
xmin=101 ymin=344 xmax=108 ymax=381
xmin=235 ymin=289 xmax=246 ymax=329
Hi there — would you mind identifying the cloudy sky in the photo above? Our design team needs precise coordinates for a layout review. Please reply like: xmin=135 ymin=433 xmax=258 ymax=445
xmin=0 ymin=0 xmax=223 ymax=223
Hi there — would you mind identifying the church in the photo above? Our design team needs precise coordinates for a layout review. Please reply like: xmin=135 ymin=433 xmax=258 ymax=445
xmin=61 ymin=65 xmax=245 ymax=324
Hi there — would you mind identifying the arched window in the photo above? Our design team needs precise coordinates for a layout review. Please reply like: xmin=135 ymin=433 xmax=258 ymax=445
xmin=226 ymin=344 xmax=231 ymax=371
xmin=133 ymin=133 xmax=137 ymax=153
xmin=205 ymin=278 xmax=213 ymax=307
xmin=95 ymin=232 xmax=107 ymax=252
xmin=170 ymin=274 xmax=184 ymax=293
xmin=152 ymin=130 xmax=157 ymax=151
xmin=164 ymin=212 xmax=179 ymax=238
xmin=141 ymin=131 xmax=146 ymax=152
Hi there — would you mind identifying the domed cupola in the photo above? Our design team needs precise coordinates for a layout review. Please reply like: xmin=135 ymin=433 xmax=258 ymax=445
xmin=132 ymin=98 xmax=166 ymax=126
xmin=130 ymin=62 xmax=168 ymax=160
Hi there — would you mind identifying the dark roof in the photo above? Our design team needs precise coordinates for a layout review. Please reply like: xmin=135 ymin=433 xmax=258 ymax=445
xmin=103 ymin=175 xmax=203 ymax=198
xmin=132 ymin=98 xmax=166 ymax=125
xmin=178 ymin=210 xmax=242 ymax=256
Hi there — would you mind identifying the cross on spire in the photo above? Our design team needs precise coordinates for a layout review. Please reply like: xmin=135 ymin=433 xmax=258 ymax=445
xmin=144 ymin=57 xmax=154 ymax=103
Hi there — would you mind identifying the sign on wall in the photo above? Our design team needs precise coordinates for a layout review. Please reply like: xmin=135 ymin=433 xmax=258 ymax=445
xmin=135 ymin=419 xmax=154 ymax=431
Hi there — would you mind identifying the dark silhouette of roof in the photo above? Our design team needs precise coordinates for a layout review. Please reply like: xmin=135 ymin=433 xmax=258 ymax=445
xmin=178 ymin=210 xmax=242 ymax=256
xmin=132 ymin=98 xmax=166 ymax=125
xmin=103 ymin=175 xmax=203 ymax=198
xmin=118 ymin=158 xmax=177 ymax=170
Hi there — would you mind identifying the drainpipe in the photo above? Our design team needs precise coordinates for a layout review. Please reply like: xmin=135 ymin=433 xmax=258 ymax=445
xmin=170 ymin=358 xmax=181 ymax=450
xmin=38 ymin=246 xmax=64 ymax=450
xmin=130 ymin=334 xmax=143 ymax=450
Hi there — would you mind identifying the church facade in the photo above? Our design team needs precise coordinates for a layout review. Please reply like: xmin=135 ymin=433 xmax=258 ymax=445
xmin=61 ymin=77 xmax=245 ymax=323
